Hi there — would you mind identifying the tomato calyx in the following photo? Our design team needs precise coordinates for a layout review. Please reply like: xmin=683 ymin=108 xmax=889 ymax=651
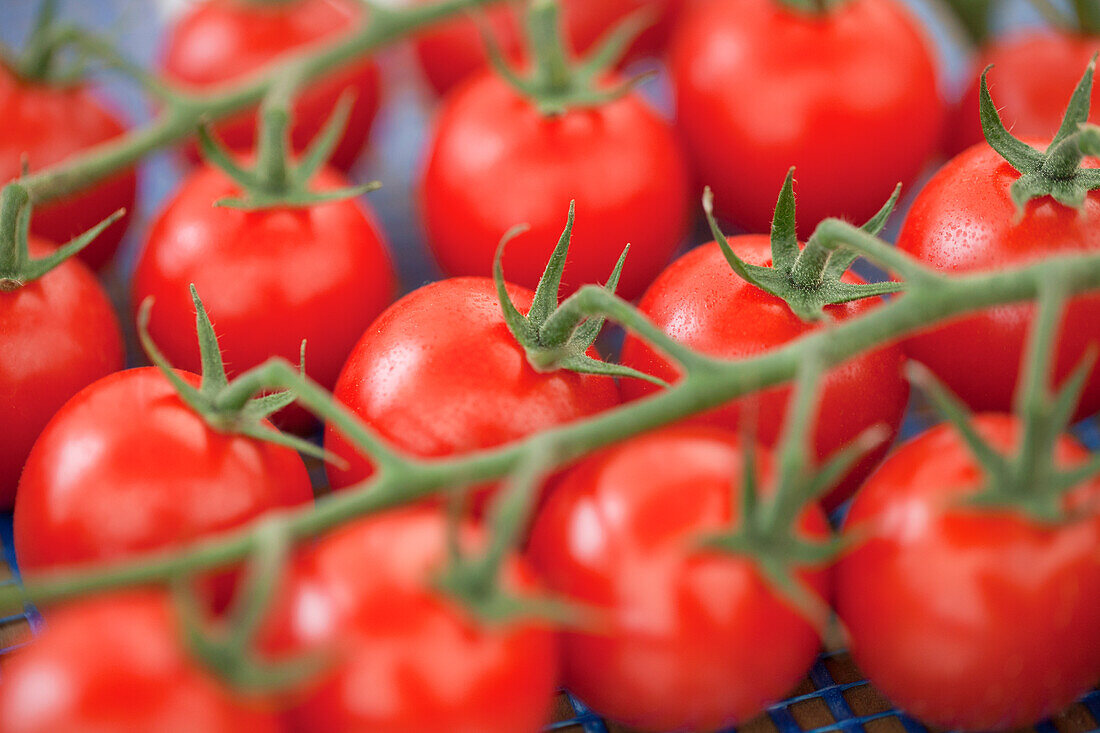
xmin=3 ymin=0 xmax=82 ymax=85
xmin=434 ymin=443 xmax=579 ymax=625
xmin=774 ymin=0 xmax=847 ymax=16
xmin=981 ymin=55 xmax=1100 ymax=213
xmin=172 ymin=517 xmax=331 ymax=694
xmin=0 ymin=182 xmax=123 ymax=291
xmin=696 ymin=351 xmax=886 ymax=626
xmin=910 ymin=271 xmax=1100 ymax=523
xmin=702 ymin=168 xmax=905 ymax=322
xmin=483 ymin=0 xmax=656 ymax=115
xmin=197 ymin=88 xmax=379 ymax=210
xmin=495 ymin=200 xmax=668 ymax=385
xmin=137 ymin=284 xmax=334 ymax=461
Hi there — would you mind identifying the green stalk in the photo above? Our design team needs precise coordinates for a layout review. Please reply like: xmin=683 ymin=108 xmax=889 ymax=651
xmin=6 ymin=246 xmax=1100 ymax=614
xmin=14 ymin=0 xmax=504 ymax=208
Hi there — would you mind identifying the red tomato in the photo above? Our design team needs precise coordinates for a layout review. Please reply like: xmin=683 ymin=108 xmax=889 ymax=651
xmin=0 ymin=591 xmax=281 ymax=733
xmin=528 ymin=427 xmax=831 ymax=731
xmin=897 ymin=142 xmax=1100 ymax=417
xmin=0 ymin=67 xmax=135 ymax=270
xmin=946 ymin=31 xmax=1100 ymax=156
xmin=324 ymin=277 xmax=620 ymax=491
xmin=161 ymin=0 xmax=380 ymax=171
xmin=619 ymin=237 xmax=908 ymax=509
xmin=413 ymin=0 xmax=684 ymax=96
xmin=13 ymin=367 xmax=313 ymax=578
xmin=670 ymin=0 xmax=943 ymax=233
xmin=421 ymin=74 xmax=690 ymax=300
xmin=0 ymin=238 xmax=123 ymax=510
xmin=836 ymin=415 xmax=1100 ymax=730
xmin=132 ymin=163 xmax=395 ymax=433
xmin=262 ymin=508 xmax=558 ymax=733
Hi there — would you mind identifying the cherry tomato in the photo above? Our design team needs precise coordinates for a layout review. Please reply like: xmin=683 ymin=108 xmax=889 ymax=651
xmin=528 ymin=427 xmax=830 ymax=731
xmin=262 ymin=508 xmax=558 ymax=732
xmin=669 ymin=0 xmax=943 ymax=233
xmin=619 ymin=237 xmax=908 ymax=509
xmin=324 ymin=277 xmax=620 ymax=491
xmin=161 ymin=0 xmax=380 ymax=171
xmin=0 ymin=66 xmax=135 ymax=270
xmin=836 ymin=415 xmax=1100 ymax=730
xmin=946 ymin=31 xmax=1100 ymax=156
xmin=14 ymin=367 xmax=313 ymax=580
xmin=0 ymin=238 xmax=123 ymax=510
xmin=0 ymin=591 xmax=281 ymax=733
xmin=896 ymin=142 xmax=1100 ymax=417
xmin=413 ymin=0 xmax=684 ymax=96
xmin=421 ymin=74 xmax=690 ymax=300
xmin=132 ymin=163 xmax=395 ymax=433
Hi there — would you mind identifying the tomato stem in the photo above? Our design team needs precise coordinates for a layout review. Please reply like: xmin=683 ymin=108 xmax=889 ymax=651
xmin=10 ymin=247 xmax=1100 ymax=614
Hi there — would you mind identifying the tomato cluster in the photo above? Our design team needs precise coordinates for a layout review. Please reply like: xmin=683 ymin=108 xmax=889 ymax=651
xmin=1 ymin=0 xmax=1100 ymax=732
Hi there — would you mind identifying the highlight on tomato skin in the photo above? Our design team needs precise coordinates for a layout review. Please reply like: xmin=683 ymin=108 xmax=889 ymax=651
xmin=0 ymin=591 xmax=284 ymax=733
xmin=837 ymin=415 xmax=1100 ymax=732
xmin=528 ymin=427 xmax=832 ymax=733
xmin=259 ymin=508 xmax=560 ymax=733
xmin=324 ymin=276 xmax=621 ymax=494
xmin=669 ymin=0 xmax=944 ymax=234
xmin=0 ymin=66 xmax=136 ymax=270
xmin=160 ymin=0 xmax=382 ymax=171
xmin=0 ymin=237 xmax=124 ymax=511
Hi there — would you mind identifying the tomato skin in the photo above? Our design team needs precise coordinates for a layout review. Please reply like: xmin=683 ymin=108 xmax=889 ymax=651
xmin=670 ymin=0 xmax=943 ymax=233
xmin=0 ymin=592 xmax=282 ymax=733
xmin=324 ymin=277 xmax=620 ymax=491
xmin=528 ymin=427 xmax=830 ymax=732
xmin=161 ymin=0 xmax=380 ymax=171
xmin=0 ymin=238 xmax=123 ymax=509
xmin=132 ymin=163 xmax=395 ymax=433
xmin=836 ymin=415 xmax=1100 ymax=730
xmin=619 ymin=238 xmax=908 ymax=509
xmin=413 ymin=0 xmax=684 ymax=96
xmin=0 ymin=68 xmax=135 ymax=270
xmin=897 ymin=143 xmax=1100 ymax=417
xmin=946 ymin=32 xmax=1100 ymax=156
xmin=13 ymin=367 xmax=313 ymax=577
xmin=422 ymin=74 xmax=690 ymax=300
xmin=262 ymin=509 xmax=558 ymax=733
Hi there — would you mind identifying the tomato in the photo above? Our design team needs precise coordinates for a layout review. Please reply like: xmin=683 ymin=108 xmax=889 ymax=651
xmin=619 ymin=237 xmax=908 ymax=509
xmin=262 ymin=508 xmax=558 ymax=732
xmin=161 ymin=0 xmax=380 ymax=171
xmin=0 ymin=66 xmax=135 ymax=270
xmin=0 ymin=238 xmax=123 ymax=510
xmin=325 ymin=276 xmax=619 ymax=491
xmin=946 ymin=31 xmax=1100 ymax=156
xmin=836 ymin=415 xmax=1100 ymax=730
xmin=669 ymin=0 xmax=943 ymax=233
xmin=896 ymin=142 xmax=1100 ymax=417
xmin=528 ymin=427 xmax=831 ymax=732
xmin=132 ymin=163 xmax=395 ymax=433
xmin=413 ymin=0 xmax=684 ymax=96
xmin=421 ymin=73 xmax=690 ymax=300
xmin=13 ymin=367 xmax=313 ymax=581
xmin=0 ymin=591 xmax=281 ymax=733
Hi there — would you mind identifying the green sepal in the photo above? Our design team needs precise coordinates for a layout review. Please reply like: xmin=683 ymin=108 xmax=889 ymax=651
xmin=702 ymin=169 xmax=904 ymax=322
xmin=171 ymin=520 xmax=331 ymax=695
xmin=980 ymin=56 xmax=1100 ymax=214
xmin=481 ymin=0 xmax=655 ymax=115
xmin=198 ymin=90 xmax=379 ymax=210
xmin=905 ymin=280 xmax=1100 ymax=524
xmin=0 ymin=182 xmax=125 ymax=290
xmin=137 ymin=287 xmax=335 ymax=463
xmin=494 ymin=201 xmax=668 ymax=385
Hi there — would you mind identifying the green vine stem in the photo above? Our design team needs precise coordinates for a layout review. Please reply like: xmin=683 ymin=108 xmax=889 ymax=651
xmin=7 ymin=239 xmax=1100 ymax=614
xmin=10 ymin=0 xmax=504 ymax=209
